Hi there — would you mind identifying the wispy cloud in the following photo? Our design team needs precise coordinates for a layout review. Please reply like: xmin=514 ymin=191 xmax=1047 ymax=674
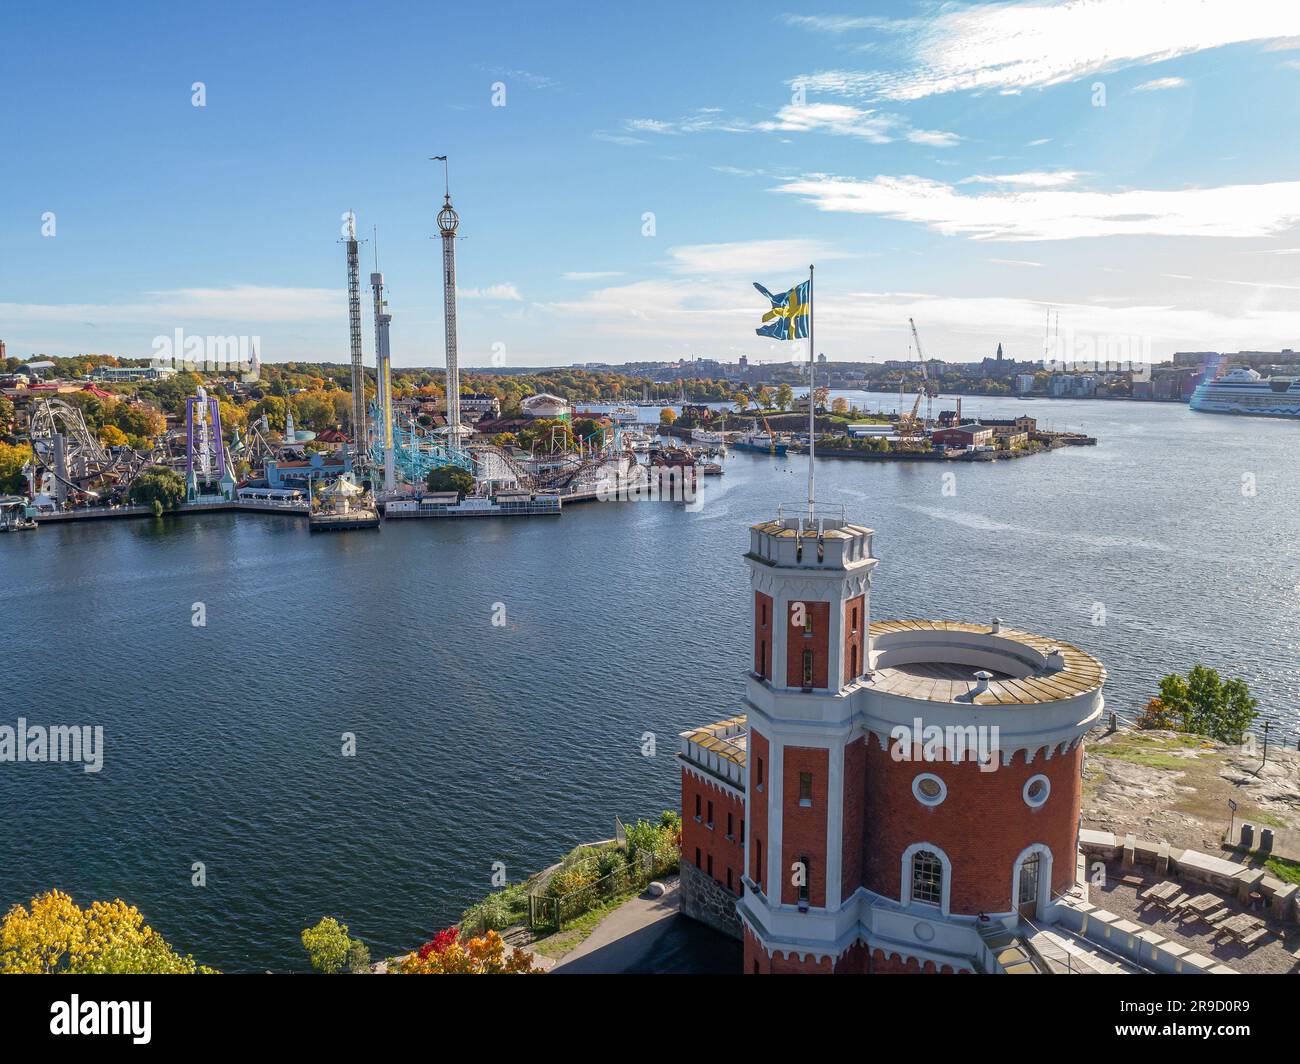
xmin=562 ymin=271 xmax=625 ymax=280
xmin=0 ymin=285 xmax=340 ymax=324
xmin=774 ymin=173 xmax=1300 ymax=241
xmin=624 ymin=103 xmax=957 ymax=146
xmin=789 ymin=1 xmax=1300 ymax=100
xmin=988 ymin=257 xmax=1044 ymax=267
xmin=457 ymin=284 xmax=522 ymax=300
xmin=665 ymin=239 xmax=851 ymax=276
xmin=1134 ymin=76 xmax=1188 ymax=91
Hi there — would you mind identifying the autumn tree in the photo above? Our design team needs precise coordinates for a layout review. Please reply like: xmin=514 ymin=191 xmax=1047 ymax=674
xmin=301 ymin=917 xmax=370 ymax=974
xmin=395 ymin=928 xmax=536 ymax=975
xmin=0 ymin=441 xmax=32 ymax=494
xmin=0 ymin=890 xmax=215 ymax=974
xmin=659 ymin=408 xmax=676 ymax=425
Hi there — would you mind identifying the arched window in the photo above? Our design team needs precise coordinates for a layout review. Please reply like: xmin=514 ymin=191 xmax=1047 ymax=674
xmin=911 ymin=850 xmax=944 ymax=906
xmin=1012 ymin=844 xmax=1053 ymax=914
xmin=901 ymin=843 xmax=952 ymax=914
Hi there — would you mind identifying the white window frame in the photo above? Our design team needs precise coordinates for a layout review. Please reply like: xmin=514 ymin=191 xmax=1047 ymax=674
xmin=900 ymin=842 xmax=952 ymax=915
xmin=1023 ymin=773 xmax=1051 ymax=808
xmin=1011 ymin=843 xmax=1053 ymax=913
xmin=911 ymin=772 xmax=947 ymax=807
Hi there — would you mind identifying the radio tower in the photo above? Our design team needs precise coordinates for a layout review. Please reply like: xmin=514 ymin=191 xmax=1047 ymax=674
xmin=343 ymin=212 xmax=367 ymax=466
xmin=432 ymin=156 xmax=462 ymax=442
xmin=370 ymin=237 xmax=396 ymax=492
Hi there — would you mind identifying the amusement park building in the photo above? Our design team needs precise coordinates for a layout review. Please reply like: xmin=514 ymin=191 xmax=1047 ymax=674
xmin=679 ymin=507 xmax=1108 ymax=974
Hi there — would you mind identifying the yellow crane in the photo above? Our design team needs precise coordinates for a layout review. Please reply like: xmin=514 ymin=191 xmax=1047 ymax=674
xmin=737 ymin=390 xmax=778 ymax=455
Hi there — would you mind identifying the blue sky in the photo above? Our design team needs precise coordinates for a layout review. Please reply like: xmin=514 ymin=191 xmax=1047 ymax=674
xmin=4 ymin=0 xmax=1300 ymax=367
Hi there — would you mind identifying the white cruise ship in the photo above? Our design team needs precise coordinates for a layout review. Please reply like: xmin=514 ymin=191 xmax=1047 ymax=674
xmin=1189 ymin=367 xmax=1300 ymax=419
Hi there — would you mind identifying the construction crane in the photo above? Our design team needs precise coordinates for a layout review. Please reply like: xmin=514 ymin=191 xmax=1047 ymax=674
xmin=907 ymin=317 xmax=937 ymax=426
xmin=735 ymin=390 xmax=778 ymax=454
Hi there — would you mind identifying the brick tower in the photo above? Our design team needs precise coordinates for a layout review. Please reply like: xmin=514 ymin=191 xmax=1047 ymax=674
xmin=680 ymin=505 xmax=1106 ymax=974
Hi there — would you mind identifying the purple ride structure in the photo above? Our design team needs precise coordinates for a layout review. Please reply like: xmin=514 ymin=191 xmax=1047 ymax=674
xmin=185 ymin=386 xmax=237 ymax=502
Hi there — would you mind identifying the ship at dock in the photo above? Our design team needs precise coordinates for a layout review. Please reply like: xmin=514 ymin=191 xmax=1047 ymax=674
xmin=729 ymin=430 xmax=788 ymax=456
xmin=1189 ymin=366 xmax=1300 ymax=419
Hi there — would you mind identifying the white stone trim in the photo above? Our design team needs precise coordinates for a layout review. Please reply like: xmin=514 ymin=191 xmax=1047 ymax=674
xmin=900 ymin=842 xmax=952 ymax=916
xmin=1023 ymin=773 xmax=1051 ymax=808
xmin=1011 ymin=843 xmax=1054 ymax=914
xmin=911 ymin=771 xmax=947 ymax=806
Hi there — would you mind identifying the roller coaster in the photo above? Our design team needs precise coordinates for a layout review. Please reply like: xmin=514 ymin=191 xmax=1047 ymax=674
xmin=27 ymin=398 xmax=158 ymax=503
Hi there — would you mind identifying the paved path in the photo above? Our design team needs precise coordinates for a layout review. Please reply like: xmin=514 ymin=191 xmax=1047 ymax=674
xmin=550 ymin=880 xmax=682 ymax=974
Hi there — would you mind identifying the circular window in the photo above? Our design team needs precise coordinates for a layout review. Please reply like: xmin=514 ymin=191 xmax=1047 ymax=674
xmin=912 ymin=773 xmax=947 ymax=807
xmin=1023 ymin=774 xmax=1051 ymax=808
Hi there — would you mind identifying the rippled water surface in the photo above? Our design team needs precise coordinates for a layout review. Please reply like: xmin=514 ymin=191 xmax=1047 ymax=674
xmin=2 ymin=395 xmax=1298 ymax=971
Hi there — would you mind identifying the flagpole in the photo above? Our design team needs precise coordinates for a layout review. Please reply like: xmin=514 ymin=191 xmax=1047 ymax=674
xmin=807 ymin=263 xmax=815 ymax=522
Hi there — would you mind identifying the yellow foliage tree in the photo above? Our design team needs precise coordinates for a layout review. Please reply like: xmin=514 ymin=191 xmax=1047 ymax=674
xmin=395 ymin=929 xmax=537 ymax=975
xmin=0 ymin=890 xmax=216 ymax=974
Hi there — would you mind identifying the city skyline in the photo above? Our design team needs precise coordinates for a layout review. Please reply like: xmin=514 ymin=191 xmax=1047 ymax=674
xmin=5 ymin=1 xmax=1300 ymax=367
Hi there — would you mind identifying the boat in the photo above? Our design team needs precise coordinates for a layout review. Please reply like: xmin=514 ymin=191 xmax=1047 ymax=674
xmin=731 ymin=431 xmax=788 ymax=456
xmin=610 ymin=404 xmax=639 ymax=424
xmin=621 ymin=429 xmax=652 ymax=453
xmin=0 ymin=496 xmax=38 ymax=532
xmin=1189 ymin=366 xmax=1300 ymax=419
xmin=690 ymin=427 xmax=726 ymax=444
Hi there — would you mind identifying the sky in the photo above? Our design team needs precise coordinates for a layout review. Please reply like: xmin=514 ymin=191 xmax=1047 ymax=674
xmin=4 ymin=0 xmax=1300 ymax=369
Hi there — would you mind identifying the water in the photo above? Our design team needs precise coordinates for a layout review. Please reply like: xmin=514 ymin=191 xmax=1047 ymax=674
xmin=2 ymin=394 xmax=1298 ymax=971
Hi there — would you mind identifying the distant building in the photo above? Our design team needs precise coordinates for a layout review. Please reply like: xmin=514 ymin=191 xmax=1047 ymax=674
xmin=314 ymin=428 xmax=349 ymax=453
xmin=520 ymin=393 xmax=571 ymax=420
xmin=461 ymin=393 xmax=501 ymax=419
xmin=931 ymin=424 xmax=993 ymax=448
xmin=264 ymin=451 xmax=352 ymax=489
xmin=94 ymin=364 xmax=177 ymax=382
xmin=1015 ymin=373 xmax=1036 ymax=395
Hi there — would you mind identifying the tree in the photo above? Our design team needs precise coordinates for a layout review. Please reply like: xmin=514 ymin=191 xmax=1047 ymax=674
xmin=659 ymin=408 xmax=676 ymax=425
xmin=0 ymin=396 xmax=14 ymax=432
xmin=301 ymin=916 xmax=369 ymax=974
xmin=0 ymin=889 xmax=215 ymax=973
xmin=395 ymin=928 xmax=536 ymax=975
xmin=0 ymin=441 xmax=32 ymax=494
xmin=130 ymin=467 xmax=187 ymax=511
xmin=98 ymin=424 xmax=129 ymax=448
xmin=831 ymin=397 xmax=849 ymax=414
xmin=426 ymin=465 xmax=475 ymax=500
xmin=1156 ymin=665 xmax=1259 ymax=743
xmin=1135 ymin=697 xmax=1178 ymax=730
xmin=775 ymin=383 xmax=793 ymax=411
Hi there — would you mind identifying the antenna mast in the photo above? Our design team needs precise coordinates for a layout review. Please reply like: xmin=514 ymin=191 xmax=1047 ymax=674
xmin=342 ymin=212 xmax=367 ymax=468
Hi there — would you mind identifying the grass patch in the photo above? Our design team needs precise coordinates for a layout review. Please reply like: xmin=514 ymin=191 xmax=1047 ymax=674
xmin=1090 ymin=746 xmax=1188 ymax=770
xmin=528 ymin=888 xmax=641 ymax=958
xmin=1266 ymin=856 xmax=1300 ymax=886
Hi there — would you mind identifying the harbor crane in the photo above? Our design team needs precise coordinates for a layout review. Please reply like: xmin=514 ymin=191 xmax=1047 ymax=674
xmin=907 ymin=317 xmax=938 ymax=427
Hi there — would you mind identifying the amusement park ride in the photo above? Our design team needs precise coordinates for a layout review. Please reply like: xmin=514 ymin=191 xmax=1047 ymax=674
xmin=21 ymin=160 xmax=649 ymax=514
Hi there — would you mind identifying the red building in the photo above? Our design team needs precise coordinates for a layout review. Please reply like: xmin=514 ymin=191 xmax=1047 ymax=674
xmin=679 ymin=505 xmax=1107 ymax=973
xmin=930 ymin=424 xmax=993 ymax=448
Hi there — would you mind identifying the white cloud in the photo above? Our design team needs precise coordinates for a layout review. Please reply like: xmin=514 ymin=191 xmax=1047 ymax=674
xmin=960 ymin=170 xmax=1082 ymax=188
xmin=457 ymin=284 xmax=522 ymax=301
xmin=988 ymin=258 xmax=1043 ymax=267
xmin=665 ymin=239 xmax=851 ymax=275
xmin=774 ymin=173 xmax=1300 ymax=241
xmin=1134 ymin=76 xmax=1188 ymax=91
xmin=791 ymin=1 xmax=1300 ymax=100
xmin=628 ymin=102 xmax=958 ymax=147
xmin=0 ymin=285 xmax=340 ymax=324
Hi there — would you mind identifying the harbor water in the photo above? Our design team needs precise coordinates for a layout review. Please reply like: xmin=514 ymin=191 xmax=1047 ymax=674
xmin=2 ymin=394 xmax=1298 ymax=971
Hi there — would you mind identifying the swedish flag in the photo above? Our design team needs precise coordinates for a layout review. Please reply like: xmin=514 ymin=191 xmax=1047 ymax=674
xmin=754 ymin=280 xmax=810 ymax=340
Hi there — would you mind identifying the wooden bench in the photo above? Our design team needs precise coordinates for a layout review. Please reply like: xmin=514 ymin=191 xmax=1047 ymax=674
xmin=1239 ymin=928 xmax=1267 ymax=948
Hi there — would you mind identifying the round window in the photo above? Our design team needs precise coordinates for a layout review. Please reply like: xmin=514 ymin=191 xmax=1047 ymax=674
xmin=1023 ymin=774 xmax=1050 ymax=808
xmin=912 ymin=773 xmax=947 ymax=807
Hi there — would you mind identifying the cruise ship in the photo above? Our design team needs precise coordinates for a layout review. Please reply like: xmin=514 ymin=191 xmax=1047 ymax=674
xmin=1189 ymin=367 xmax=1300 ymax=419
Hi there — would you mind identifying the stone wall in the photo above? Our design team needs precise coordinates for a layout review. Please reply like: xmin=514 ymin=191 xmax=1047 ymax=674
xmin=680 ymin=859 xmax=743 ymax=940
